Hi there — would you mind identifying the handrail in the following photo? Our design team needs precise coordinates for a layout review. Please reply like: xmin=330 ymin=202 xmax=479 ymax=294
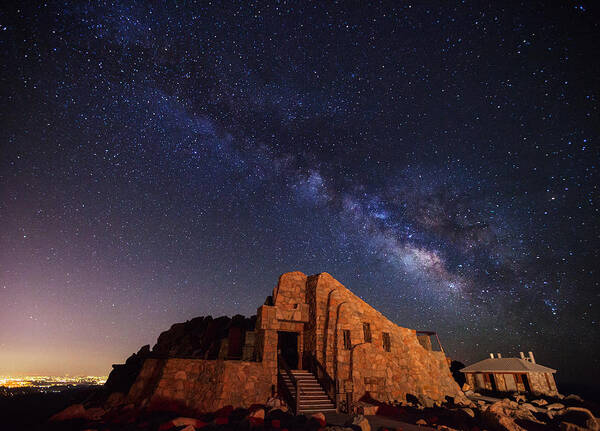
xmin=304 ymin=352 xmax=337 ymax=408
xmin=277 ymin=354 xmax=307 ymax=413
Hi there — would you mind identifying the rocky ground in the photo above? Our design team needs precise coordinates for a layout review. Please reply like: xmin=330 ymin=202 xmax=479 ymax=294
xmin=39 ymin=388 xmax=599 ymax=431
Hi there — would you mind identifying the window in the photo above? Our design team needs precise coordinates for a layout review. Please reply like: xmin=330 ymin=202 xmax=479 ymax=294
xmin=363 ymin=322 xmax=372 ymax=343
xmin=343 ymin=330 xmax=351 ymax=350
xmin=382 ymin=332 xmax=391 ymax=352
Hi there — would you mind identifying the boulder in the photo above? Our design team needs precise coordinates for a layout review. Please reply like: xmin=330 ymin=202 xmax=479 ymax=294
xmin=482 ymin=401 xmax=527 ymax=431
xmin=311 ymin=412 xmax=326 ymax=427
xmin=457 ymin=399 xmax=476 ymax=408
xmin=266 ymin=396 xmax=283 ymax=409
xmin=104 ymin=392 xmax=125 ymax=408
xmin=158 ymin=417 xmax=207 ymax=430
xmin=556 ymin=407 xmax=599 ymax=431
xmin=461 ymin=408 xmax=475 ymax=418
xmin=85 ymin=407 xmax=105 ymax=421
xmin=565 ymin=394 xmax=585 ymax=403
xmin=512 ymin=394 xmax=526 ymax=403
xmin=462 ymin=383 xmax=471 ymax=391
xmin=416 ymin=419 xmax=428 ymax=425
xmin=547 ymin=403 xmax=566 ymax=411
xmin=249 ymin=408 xmax=265 ymax=426
xmin=351 ymin=414 xmax=371 ymax=431
xmin=49 ymin=404 xmax=87 ymax=421
xmin=532 ymin=399 xmax=548 ymax=407
xmin=560 ymin=422 xmax=588 ymax=431
xmin=520 ymin=403 xmax=537 ymax=412
xmin=249 ymin=408 xmax=265 ymax=419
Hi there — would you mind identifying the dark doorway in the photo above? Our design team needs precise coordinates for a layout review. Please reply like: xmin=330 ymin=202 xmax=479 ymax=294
xmin=278 ymin=331 xmax=299 ymax=369
xmin=489 ymin=373 xmax=498 ymax=391
xmin=522 ymin=373 xmax=531 ymax=392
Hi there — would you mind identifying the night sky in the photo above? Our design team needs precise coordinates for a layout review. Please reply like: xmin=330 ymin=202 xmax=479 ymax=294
xmin=1 ymin=2 xmax=598 ymax=388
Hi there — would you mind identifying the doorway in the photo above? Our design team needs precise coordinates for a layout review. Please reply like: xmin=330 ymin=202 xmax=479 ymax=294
xmin=522 ymin=373 xmax=531 ymax=392
xmin=278 ymin=331 xmax=299 ymax=369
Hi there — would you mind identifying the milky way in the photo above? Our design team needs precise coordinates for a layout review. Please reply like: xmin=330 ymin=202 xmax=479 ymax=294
xmin=1 ymin=2 xmax=598 ymax=388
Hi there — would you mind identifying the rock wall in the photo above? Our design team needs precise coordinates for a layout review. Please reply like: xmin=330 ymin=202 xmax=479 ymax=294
xmin=126 ymin=358 xmax=272 ymax=415
xmin=306 ymin=272 xmax=463 ymax=404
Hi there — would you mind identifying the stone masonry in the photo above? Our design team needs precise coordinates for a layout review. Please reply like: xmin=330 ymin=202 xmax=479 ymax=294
xmin=122 ymin=271 xmax=463 ymax=415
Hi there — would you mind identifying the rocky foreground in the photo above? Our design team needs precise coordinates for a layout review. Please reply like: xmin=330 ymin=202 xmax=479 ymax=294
xmin=45 ymin=387 xmax=599 ymax=431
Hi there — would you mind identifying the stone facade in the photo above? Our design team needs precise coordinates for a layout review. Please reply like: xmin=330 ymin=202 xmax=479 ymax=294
xmin=465 ymin=371 xmax=558 ymax=397
xmin=123 ymin=271 xmax=463 ymax=414
xmin=126 ymin=358 xmax=273 ymax=415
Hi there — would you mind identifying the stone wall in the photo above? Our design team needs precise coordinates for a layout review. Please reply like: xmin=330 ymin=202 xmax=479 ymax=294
xmin=465 ymin=371 xmax=558 ymax=397
xmin=304 ymin=272 xmax=463 ymax=405
xmin=528 ymin=371 xmax=558 ymax=396
xmin=126 ymin=358 xmax=273 ymax=415
xmin=119 ymin=270 xmax=466 ymax=415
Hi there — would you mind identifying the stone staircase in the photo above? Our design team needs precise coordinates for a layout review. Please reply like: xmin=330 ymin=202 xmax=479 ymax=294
xmin=279 ymin=369 xmax=336 ymax=414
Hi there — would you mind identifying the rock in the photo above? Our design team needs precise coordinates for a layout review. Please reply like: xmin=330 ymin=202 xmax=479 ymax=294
xmin=560 ymin=422 xmax=588 ymax=431
xmin=311 ymin=412 xmax=326 ymax=427
xmin=520 ymin=403 xmax=537 ymax=412
xmin=180 ymin=427 xmax=196 ymax=431
xmin=249 ymin=408 xmax=265 ymax=419
xmin=512 ymin=394 xmax=526 ymax=403
xmin=556 ymin=407 xmax=599 ymax=431
xmin=547 ymin=403 xmax=566 ymax=411
xmin=482 ymin=401 xmax=527 ymax=431
xmin=85 ymin=407 xmax=105 ymax=421
xmin=461 ymin=408 xmax=475 ymax=418
xmin=457 ymin=399 xmax=476 ymax=408
xmin=49 ymin=404 xmax=87 ymax=421
xmin=351 ymin=414 xmax=371 ymax=431
xmin=462 ymin=383 xmax=471 ymax=391
xmin=416 ymin=419 xmax=428 ymax=425
xmin=565 ymin=394 xmax=585 ymax=403
xmin=104 ymin=391 xmax=126 ymax=408
xmin=477 ymin=400 xmax=487 ymax=407
xmin=420 ymin=395 xmax=436 ymax=408
xmin=158 ymin=417 xmax=207 ymax=430
xmin=532 ymin=399 xmax=548 ymax=406
xmin=266 ymin=396 xmax=282 ymax=409
xmin=249 ymin=407 xmax=265 ymax=426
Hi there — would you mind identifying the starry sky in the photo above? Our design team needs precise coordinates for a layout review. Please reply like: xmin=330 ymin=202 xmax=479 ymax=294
xmin=0 ymin=2 xmax=598 ymax=389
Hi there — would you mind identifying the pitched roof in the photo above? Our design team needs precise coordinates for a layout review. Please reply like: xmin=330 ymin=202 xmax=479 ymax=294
xmin=460 ymin=357 xmax=556 ymax=373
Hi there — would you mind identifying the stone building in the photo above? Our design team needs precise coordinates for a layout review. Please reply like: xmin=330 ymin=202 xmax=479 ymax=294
xmin=123 ymin=271 xmax=463 ymax=415
xmin=460 ymin=352 xmax=558 ymax=396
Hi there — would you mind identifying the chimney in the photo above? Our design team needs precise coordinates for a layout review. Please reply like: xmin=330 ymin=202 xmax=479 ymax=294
xmin=497 ymin=353 xmax=502 ymax=358
xmin=528 ymin=351 xmax=535 ymax=364
xmin=520 ymin=352 xmax=525 ymax=359
xmin=490 ymin=353 xmax=495 ymax=359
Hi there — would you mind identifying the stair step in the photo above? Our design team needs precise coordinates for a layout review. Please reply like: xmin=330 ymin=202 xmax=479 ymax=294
xmin=279 ymin=369 xmax=335 ymax=414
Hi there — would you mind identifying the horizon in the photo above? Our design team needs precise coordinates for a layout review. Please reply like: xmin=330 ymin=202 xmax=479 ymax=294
xmin=1 ymin=1 xmax=598 ymax=393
